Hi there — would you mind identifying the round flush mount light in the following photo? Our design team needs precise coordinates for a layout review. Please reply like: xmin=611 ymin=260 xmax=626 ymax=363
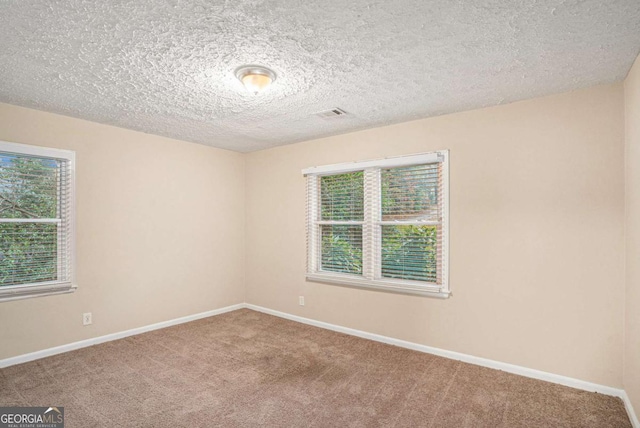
xmin=235 ymin=65 xmax=277 ymax=94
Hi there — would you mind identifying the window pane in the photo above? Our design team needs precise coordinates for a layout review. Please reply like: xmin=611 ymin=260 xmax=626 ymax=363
xmin=0 ymin=154 xmax=60 ymax=219
xmin=320 ymin=172 xmax=364 ymax=221
xmin=0 ymin=222 xmax=58 ymax=286
xmin=381 ymin=164 xmax=439 ymax=221
xmin=321 ymin=225 xmax=363 ymax=275
xmin=381 ymin=225 xmax=437 ymax=282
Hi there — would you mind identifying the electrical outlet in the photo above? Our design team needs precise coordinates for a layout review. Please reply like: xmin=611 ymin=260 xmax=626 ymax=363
xmin=82 ymin=312 xmax=92 ymax=326
xmin=299 ymin=296 xmax=305 ymax=306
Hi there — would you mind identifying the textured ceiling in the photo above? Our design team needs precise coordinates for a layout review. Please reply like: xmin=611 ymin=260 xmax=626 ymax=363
xmin=0 ymin=1 xmax=639 ymax=152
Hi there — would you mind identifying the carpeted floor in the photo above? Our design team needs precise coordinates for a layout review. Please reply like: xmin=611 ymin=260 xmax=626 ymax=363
xmin=0 ymin=309 xmax=631 ymax=427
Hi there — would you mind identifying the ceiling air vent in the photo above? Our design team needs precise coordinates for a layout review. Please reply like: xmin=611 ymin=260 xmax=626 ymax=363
xmin=315 ymin=108 xmax=348 ymax=119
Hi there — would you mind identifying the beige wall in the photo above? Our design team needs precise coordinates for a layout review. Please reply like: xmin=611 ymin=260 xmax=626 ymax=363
xmin=625 ymin=55 xmax=640 ymax=415
xmin=245 ymin=84 xmax=626 ymax=387
xmin=0 ymin=103 xmax=246 ymax=360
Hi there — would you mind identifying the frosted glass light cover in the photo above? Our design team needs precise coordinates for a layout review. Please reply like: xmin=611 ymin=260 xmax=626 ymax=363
xmin=242 ymin=73 xmax=272 ymax=93
xmin=235 ymin=65 xmax=277 ymax=94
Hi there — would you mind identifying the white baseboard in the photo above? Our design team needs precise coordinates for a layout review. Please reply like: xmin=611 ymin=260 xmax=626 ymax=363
xmin=245 ymin=304 xmax=624 ymax=398
xmin=622 ymin=391 xmax=640 ymax=428
xmin=0 ymin=303 xmax=244 ymax=369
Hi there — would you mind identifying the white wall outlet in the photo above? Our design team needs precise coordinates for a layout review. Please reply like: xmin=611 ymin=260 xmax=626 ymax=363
xmin=299 ymin=296 xmax=305 ymax=306
xmin=82 ymin=312 xmax=92 ymax=326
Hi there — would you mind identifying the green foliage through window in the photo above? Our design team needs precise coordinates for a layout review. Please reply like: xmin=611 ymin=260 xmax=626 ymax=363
xmin=381 ymin=164 xmax=439 ymax=222
xmin=316 ymin=163 xmax=441 ymax=283
xmin=381 ymin=225 xmax=437 ymax=282
xmin=0 ymin=223 xmax=57 ymax=285
xmin=0 ymin=154 xmax=60 ymax=286
xmin=320 ymin=172 xmax=364 ymax=221
xmin=319 ymin=171 xmax=364 ymax=275
xmin=321 ymin=225 xmax=363 ymax=275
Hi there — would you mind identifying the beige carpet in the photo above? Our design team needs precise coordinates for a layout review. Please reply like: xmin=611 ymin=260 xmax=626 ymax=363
xmin=0 ymin=309 xmax=631 ymax=427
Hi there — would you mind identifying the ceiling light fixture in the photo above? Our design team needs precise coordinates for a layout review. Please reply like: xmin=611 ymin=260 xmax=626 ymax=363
xmin=235 ymin=65 xmax=277 ymax=94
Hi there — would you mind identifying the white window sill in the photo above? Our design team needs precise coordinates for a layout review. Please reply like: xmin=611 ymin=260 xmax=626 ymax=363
xmin=306 ymin=273 xmax=451 ymax=298
xmin=0 ymin=282 xmax=77 ymax=302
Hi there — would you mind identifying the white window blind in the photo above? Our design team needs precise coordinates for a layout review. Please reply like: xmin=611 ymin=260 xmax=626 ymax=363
xmin=304 ymin=151 xmax=449 ymax=298
xmin=0 ymin=141 xmax=76 ymax=301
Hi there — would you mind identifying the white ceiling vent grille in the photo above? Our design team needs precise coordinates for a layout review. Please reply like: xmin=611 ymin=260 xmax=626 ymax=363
xmin=315 ymin=108 xmax=348 ymax=119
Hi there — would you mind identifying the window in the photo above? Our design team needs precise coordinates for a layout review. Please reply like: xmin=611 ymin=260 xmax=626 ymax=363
xmin=0 ymin=141 xmax=76 ymax=301
xmin=304 ymin=151 xmax=449 ymax=297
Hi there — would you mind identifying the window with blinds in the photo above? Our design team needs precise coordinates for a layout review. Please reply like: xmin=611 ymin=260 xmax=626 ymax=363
xmin=304 ymin=151 xmax=449 ymax=298
xmin=0 ymin=141 xmax=75 ymax=301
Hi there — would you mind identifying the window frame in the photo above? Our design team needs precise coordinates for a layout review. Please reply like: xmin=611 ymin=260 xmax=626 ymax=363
xmin=304 ymin=151 xmax=450 ymax=298
xmin=0 ymin=140 xmax=77 ymax=302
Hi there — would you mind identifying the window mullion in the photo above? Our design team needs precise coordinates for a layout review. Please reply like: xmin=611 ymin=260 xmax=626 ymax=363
xmin=363 ymin=168 xmax=380 ymax=280
xmin=438 ymin=154 xmax=449 ymax=291
xmin=373 ymin=169 xmax=381 ymax=280
xmin=306 ymin=175 xmax=320 ymax=274
xmin=57 ymin=162 xmax=64 ymax=283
